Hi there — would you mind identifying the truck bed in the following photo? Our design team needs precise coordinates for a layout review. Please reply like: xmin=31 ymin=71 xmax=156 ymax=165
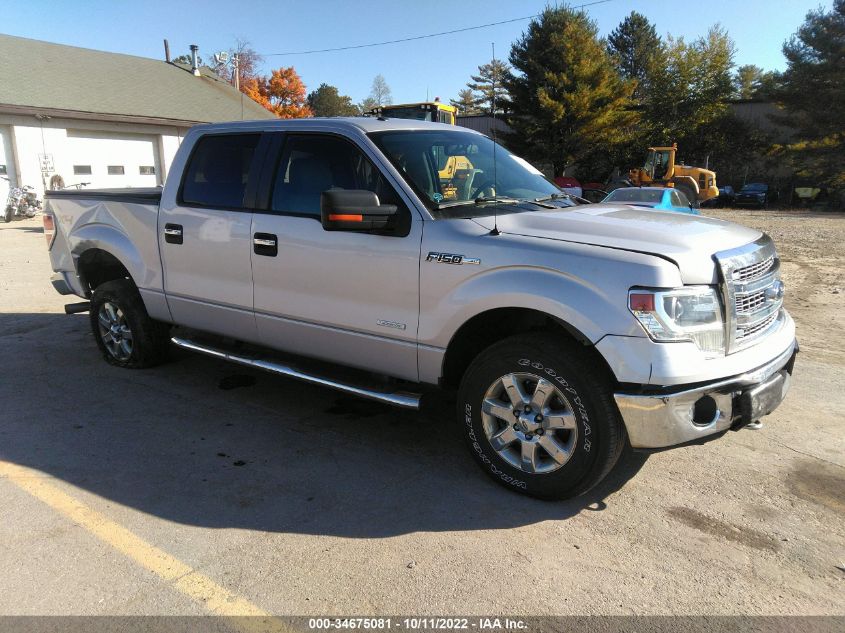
xmin=44 ymin=187 xmax=162 ymax=204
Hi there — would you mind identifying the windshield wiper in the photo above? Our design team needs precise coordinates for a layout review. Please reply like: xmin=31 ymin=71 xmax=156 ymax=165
xmin=534 ymin=192 xmax=572 ymax=203
xmin=437 ymin=196 xmax=522 ymax=209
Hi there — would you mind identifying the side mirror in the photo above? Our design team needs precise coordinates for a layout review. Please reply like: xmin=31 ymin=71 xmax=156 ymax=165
xmin=321 ymin=190 xmax=397 ymax=231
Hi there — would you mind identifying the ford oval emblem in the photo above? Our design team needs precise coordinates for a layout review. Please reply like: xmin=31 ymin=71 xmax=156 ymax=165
xmin=765 ymin=280 xmax=785 ymax=301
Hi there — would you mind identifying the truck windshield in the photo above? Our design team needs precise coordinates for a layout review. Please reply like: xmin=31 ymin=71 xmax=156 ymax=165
xmin=368 ymin=130 xmax=564 ymax=216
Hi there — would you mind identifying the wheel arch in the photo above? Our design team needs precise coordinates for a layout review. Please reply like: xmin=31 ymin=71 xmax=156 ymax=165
xmin=71 ymin=224 xmax=147 ymax=296
xmin=440 ymin=307 xmax=616 ymax=390
xmin=76 ymin=247 xmax=136 ymax=296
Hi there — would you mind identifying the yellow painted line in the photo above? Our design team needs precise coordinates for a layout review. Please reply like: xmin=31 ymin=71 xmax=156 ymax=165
xmin=0 ymin=460 xmax=288 ymax=633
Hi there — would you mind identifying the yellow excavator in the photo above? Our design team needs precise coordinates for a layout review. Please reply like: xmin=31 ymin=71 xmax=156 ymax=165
xmin=371 ymin=100 xmax=473 ymax=200
xmin=627 ymin=144 xmax=719 ymax=205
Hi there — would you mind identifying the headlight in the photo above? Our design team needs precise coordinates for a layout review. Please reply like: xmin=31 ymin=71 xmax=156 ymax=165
xmin=629 ymin=286 xmax=725 ymax=354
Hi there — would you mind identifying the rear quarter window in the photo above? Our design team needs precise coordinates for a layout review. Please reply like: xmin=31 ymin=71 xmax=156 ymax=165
xmin=180 ymin=134 xmax=260 ymax=209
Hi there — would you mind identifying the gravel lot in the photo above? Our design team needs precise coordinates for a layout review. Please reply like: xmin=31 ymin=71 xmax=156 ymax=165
xmin=0 ymin=209 xmax=842 ymax=619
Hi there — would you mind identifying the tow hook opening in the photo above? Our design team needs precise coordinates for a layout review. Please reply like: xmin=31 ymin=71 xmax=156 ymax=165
xmin=692 ymin=395 xmax=719 ymax=426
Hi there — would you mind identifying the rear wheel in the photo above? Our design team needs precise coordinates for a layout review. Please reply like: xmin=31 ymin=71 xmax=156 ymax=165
xmin=89 ymin=279 xmax=170 ymax=368
xmin=457 ymin=333 xmax=625 ymax=499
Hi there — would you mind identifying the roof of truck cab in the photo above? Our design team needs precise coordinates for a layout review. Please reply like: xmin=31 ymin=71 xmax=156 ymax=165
xmin=192 ymin=117 xmax=483 ymax=135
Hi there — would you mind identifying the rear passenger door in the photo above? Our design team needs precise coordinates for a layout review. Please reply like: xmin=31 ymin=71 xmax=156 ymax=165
xmin=159 ymin=133 xmax=265 ymax=342
xmin=250 ymin=133 xmax=423 ymax=381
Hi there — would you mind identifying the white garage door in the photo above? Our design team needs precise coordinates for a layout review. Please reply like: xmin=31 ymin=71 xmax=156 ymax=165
xmin=0 ymin=125 xmax=16 ymax=201
xmin=65 ymin=130 xmax=161 ymax=189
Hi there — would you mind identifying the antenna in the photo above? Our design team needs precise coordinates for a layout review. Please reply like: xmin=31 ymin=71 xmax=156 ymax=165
xmin=490 ymin=42 xmax=500 ymax=236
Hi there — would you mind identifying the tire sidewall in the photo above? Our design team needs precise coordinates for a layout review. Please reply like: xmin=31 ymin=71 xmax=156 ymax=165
xmin=459 ymin=342 xmax=609 ymax=499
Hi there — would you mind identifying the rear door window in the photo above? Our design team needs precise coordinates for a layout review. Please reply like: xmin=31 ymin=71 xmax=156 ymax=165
xmin=181 ymin=134 xmax=260 ymax=209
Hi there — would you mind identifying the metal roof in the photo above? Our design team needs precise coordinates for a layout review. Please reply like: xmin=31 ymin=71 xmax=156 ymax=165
xmin=0 ymin=34 xmax=275 ymax=126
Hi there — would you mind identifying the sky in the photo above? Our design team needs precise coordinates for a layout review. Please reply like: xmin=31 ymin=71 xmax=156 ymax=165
xmin=3 ymin=0 xmax=826 ymax=105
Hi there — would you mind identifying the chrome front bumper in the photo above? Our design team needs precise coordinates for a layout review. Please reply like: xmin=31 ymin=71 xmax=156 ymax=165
xmin=614 ymin=340 xmax=798 ymax=449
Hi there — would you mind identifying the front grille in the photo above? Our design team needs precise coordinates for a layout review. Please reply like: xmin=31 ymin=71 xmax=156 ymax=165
xmin=733 ymin=255 xmax=775 ymax=282
xmin=715 ymin=235 xmax=783 ymax=353
xmin=736 ymin=291 xmax=766 ymax=313
xmin=738 ymin=310 xmax=778 ymax=339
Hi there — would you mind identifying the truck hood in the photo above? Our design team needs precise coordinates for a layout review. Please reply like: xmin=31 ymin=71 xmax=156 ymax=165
xmin=473 ymin=203 xmax=762 ymax=284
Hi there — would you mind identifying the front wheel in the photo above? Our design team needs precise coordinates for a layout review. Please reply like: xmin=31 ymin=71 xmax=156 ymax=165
xmin=2 ymin=206 xmax=11 ymax=223
xmin=458 ymin=333 xmax=625 ymax=499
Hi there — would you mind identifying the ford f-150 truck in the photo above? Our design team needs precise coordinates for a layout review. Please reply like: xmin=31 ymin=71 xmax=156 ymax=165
xmin=43 ymin=118 xmax=797 ymax=499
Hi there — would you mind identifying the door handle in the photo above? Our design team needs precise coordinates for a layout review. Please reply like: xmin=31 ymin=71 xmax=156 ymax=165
xmin=164 ymin=223 xmax=183 ymax=244
xmin=253 ymin=232 xmax=278 ymax=257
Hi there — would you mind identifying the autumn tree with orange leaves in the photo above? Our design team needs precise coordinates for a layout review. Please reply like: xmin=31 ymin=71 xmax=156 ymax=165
xmin=243 ymin=67 xmax=313 ymax=119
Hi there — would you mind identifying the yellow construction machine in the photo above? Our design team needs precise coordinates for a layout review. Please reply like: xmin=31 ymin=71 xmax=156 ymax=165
xmin=371 ymin=101 xmax=458 ymax=125
xmin=628 ymin=144 xmax=719 ymax=205
xmin=371 ymin=100 xmax=472 ymax=200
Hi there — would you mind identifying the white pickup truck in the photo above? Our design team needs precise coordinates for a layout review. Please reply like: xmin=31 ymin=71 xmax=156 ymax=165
xmin=43 ymin=118 xmax=797 ymax=499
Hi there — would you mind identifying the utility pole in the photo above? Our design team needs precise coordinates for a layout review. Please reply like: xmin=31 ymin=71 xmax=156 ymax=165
xmin=232 ymin=53 xmax=240 ymax=91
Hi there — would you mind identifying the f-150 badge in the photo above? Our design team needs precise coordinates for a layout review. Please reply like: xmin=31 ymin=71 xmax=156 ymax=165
xmin=426 ymin=252 xmax=481 ymax=265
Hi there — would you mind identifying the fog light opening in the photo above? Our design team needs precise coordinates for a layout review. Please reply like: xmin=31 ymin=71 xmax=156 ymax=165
xmin=692 ymin=396 xmax=719 ymax=426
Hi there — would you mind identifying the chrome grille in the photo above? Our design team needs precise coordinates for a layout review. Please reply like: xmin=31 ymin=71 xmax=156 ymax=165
xmin=733 ymin=255 xmax=775 ymax=282
xmin=738 ymin=310 xmax=778 ymax=339
xmin=736 ymin=291 xmax=766 ymax=313
xmin=715 ymin=235 xmax=784 ymax=354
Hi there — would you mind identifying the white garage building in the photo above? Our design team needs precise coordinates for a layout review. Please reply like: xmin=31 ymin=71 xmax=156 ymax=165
xmin=0 ymin=34 xmax=273 ymax=200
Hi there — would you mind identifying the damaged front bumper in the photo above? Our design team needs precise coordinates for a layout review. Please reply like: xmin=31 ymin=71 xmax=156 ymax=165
xmin=614 ymin=340 xmax=798 ymax=449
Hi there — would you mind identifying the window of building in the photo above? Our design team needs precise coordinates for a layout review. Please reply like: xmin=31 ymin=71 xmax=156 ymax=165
xmin=0 ymin=164 xmax=6 ymax=175
xmin=73 ymin=165 xmax=92 ymax=175
xmin=108 ymin=166 xmax=125 ymax=175
xmin=139 ymin=166 xmax=156 ymax=175
xmin=180 ymin=134 xmax=260 ymax=209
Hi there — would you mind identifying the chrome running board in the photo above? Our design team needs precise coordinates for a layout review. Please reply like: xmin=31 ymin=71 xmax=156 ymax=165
xmin=170 ymin=336 xmax=422 ymax=410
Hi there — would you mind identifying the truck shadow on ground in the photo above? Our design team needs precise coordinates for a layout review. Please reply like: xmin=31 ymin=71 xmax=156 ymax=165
xmin=0 ymin=312 xmax=648 ymax=537
xmin=0 ymin=224 xmax=44 ymax=233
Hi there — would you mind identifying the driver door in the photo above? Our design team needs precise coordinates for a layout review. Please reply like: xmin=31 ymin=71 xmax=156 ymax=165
xmin=250 ymin=132 xmax=423 ymax=381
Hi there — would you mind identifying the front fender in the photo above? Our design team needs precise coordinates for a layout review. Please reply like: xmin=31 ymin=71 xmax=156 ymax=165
xmin=419 ymin=264 xmax=647 ymax=351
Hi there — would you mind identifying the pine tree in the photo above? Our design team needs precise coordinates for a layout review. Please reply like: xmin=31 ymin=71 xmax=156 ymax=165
xmin=734 ymin=64 xmax=777 ymax=99
xmin=505 ymin=6 xmax=637 ymax=176
xmin=307 ymin=83 xmax=359 ymax=117
xmin=450 ymin=88 xmax=480 ymax=115
xmin=466 ymin=60 xmax=511 ymax=114
xmin=776 ymin=0 xmax=845 ymax=188
xmin=606 ymin=11 xmax=662 ymax=100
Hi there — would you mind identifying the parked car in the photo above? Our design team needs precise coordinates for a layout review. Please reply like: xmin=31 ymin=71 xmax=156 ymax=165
xmin=735 ymin=183 xmax=773 ymax=208
xmin=553 ymin=176 xmax=582 ymax=198
xmin=43 ymin=118 xmax=797 ymax=500
xmin=703 ymin=185 xmax=736 ymax=208
xmin=580 ymin=188 xmax=609 ymax=204
xmin=601 ymin=186 xmax=699 ymax=214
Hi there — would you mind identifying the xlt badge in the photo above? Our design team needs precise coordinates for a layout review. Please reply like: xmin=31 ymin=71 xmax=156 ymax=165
xmin=426 ymin=252 xmax=481 ymax=265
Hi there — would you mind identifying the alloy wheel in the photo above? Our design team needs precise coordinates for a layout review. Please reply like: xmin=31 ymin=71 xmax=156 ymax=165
xmin=97 ymin=301 xmax=134 ymax=362
xmin=480 ymin=372 xmax=577 ymax=474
